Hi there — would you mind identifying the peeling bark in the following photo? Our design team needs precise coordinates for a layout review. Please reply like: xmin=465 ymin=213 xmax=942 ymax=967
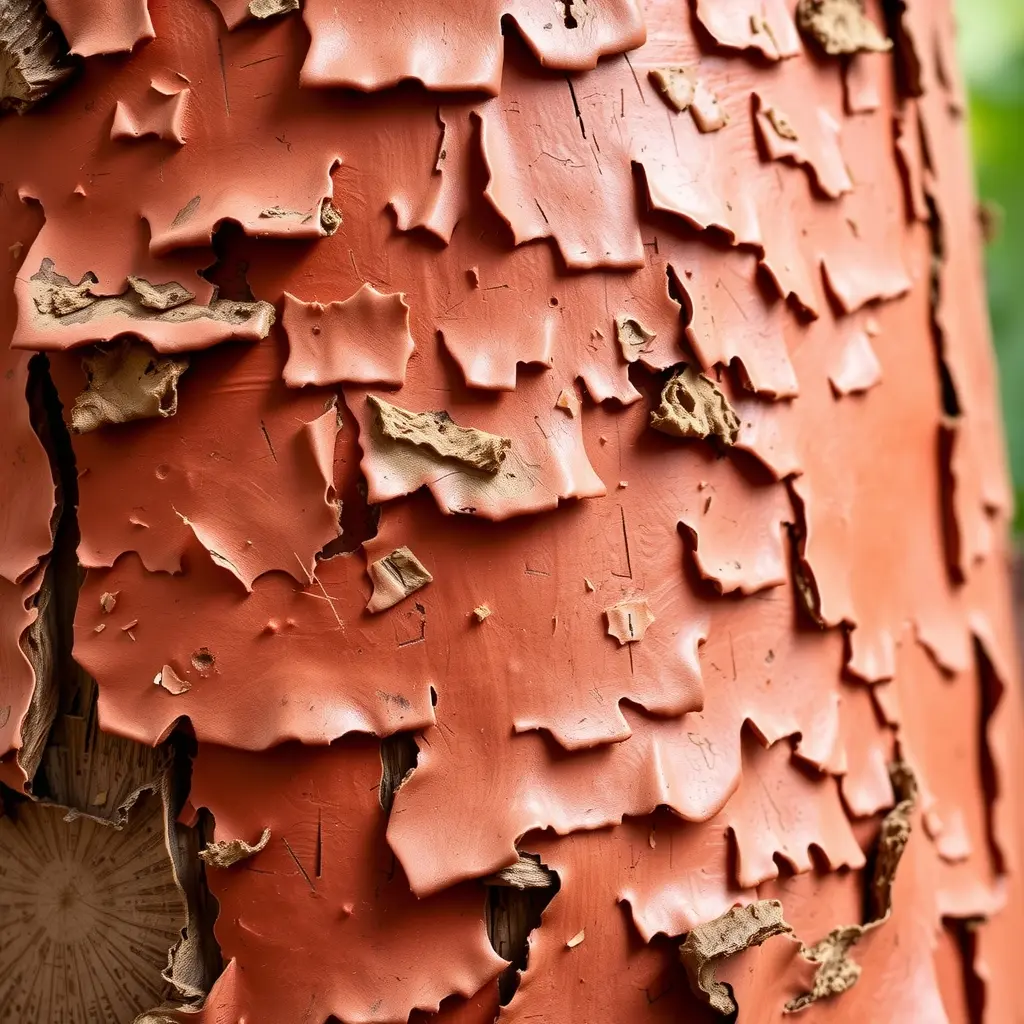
xmin=1 ymin=0 xmax=1021 ymax=1020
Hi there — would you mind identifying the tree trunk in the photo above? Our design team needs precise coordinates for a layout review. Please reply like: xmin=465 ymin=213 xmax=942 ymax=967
xmin=2 ymin=0 xmax=1023 ymax=1021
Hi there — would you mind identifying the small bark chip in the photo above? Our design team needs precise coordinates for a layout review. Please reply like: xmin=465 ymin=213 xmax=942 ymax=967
xmin=649 ymin=67 xmax=696 ymax=112
xmin=605 ymin=598 xmax=656 ymax=645
xmin=366 ymin=546 xmax=433 ymax=613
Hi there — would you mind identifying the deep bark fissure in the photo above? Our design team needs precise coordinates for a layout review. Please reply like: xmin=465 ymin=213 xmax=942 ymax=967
xmin=486 ymin=856 xmax=561 ymax=1004
xmin=16 ymin=352 xmax=223 ymax=1009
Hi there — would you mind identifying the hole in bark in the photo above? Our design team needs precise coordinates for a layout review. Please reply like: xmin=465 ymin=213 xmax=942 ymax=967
xmin=191 ymin=647 xmax=216 ymax=674
xmin=199 ymin=221 xmax=256 ymax=302
xmin=487 ymin=851 xmax=560 ymax=1004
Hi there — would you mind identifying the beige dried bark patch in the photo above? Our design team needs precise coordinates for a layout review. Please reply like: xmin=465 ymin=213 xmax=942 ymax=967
xmin=650 ymin=366 xmax=740 ymax=445
xmin=605 ymin=597 xmax=656 ymax=644
xmin=199 ymin=827 xmax=271 ymax=868
xmin=0 ymin=0 xmax=74 ymax=114
xmin=615 ymin=314 xmax=657 ymax=363
xmin=366 ymin=546 xmax=433 ymax=613
xmin=126 ymin=276 xmax=195 ymax=311
xmin=681 ymin=900 xmax=793 ymax=1014
xmin=28 ymin=259 xmax=275 ymax=339
xmin=649 ymin=67 xmax=696 ymax=112
xmin=70 ymin=340 xmax=189 ymax=434
xmin=784 ymin=762 xmax=917 ymax=1012
xmin=485 ymin=853 xmax=557 ymax=889
xmin=249 ymin=0 xmax=299 ymax=17
xmin=765 ymin=106 xmax=799 ymax=141
xmin=795 ymin=0 xmax=892 ymax=56
xmin=786 ymin=924 xmax=863 ymax=1011
xmin=691 ymin=82 xmax=729 ymax=133
xmin=320 ymin=198 xmax=342 ymax=235
xmin=368 ymin=395 xmax=511 ymax=474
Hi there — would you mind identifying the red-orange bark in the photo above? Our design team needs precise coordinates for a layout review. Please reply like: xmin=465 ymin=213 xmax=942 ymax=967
xmin=1 ymin=0 xmax=1023 ymax=1021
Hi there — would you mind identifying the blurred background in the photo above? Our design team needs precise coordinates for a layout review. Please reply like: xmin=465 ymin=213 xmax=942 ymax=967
xmin=958 ymin=0 xmax=1024 ymax=528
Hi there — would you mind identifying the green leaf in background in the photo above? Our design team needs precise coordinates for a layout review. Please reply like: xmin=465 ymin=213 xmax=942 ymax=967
xmin=957 ymin=1 xmax=1024 ymax=528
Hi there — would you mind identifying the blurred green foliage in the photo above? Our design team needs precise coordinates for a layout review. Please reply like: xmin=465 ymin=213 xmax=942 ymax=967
xmin=958 ymin=1 xmax=1024 ymax=526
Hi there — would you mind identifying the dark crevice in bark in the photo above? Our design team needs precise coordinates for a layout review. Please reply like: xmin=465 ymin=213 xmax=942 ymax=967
xmin=880 ymin=0 xmax=922 ymax=99
xmin=921 ymin=191 xmax=960 ymax=419
xmin=200 ymin=221 xmax=257 ymax=302
xmin=783 ymin=483 xmax=826 ymax=629
xmin=378 ymin=731 xmax=420 ymax=813
xmin=974 ymin=637 xmax=1007 ymax=876
xmin=487 ymin=854 xmax=561 ymax=1004
xmin=320 ymin=391 xmax=381 ymax=559
xmin=18 ymin=352 xmax=224 ymax=1008
xmin=944 ymin=917 xmax=985 ymax=1024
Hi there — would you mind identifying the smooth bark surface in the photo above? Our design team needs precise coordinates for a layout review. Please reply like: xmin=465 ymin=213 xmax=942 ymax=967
xmin=1 ymin=0 xmax=1023 ymax=1021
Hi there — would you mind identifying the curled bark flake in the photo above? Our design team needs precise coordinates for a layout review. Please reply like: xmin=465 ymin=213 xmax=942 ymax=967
xmin=615 ymin=314 xmax=657 ymax=363
xmin=680 ymin=900 xmax=793 ymax=1015
xmin=650 ymin=366 xmax=740 ymax=446
xmin=795 ymin=0 xmax=892 ymax=56
xmin=366 ymin=546 xmax=433 ymax=613
xmin=111 ymin=87 xmax=190 ymax=145
xmin=649 ymin=66 xmax=696 ymax=112
xmin=368 ymin=395 xmax=511 ymax=474
xmin=0 ymin=0 xmax=74 ymax=114
xmin=605 ymin=597 xmax=655 ymax=645
xmin=70 ymin=340 xmax=189 ymax=434
xmin=199 ymin=827 xmax=271 ymax=868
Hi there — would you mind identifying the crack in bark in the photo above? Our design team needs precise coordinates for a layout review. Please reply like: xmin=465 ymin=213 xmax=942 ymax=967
xmin=12 ymin=353 xmax=223 ymax=1016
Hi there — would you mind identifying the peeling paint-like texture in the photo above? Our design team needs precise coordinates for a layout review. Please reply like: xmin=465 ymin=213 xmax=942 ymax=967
xmin=1 ymin=0 xmax=1023 ymax=1018
xmin=299 ymin=0 xmax=646 ymax=93
xmin=43 ymin=0 xmax=155 ymax=57
xmin=282 ymin=286 xmax=415 ymax=387
xmin=694 ymin=0 xmax=801 ymax=61
xmin=50 ymin=336 xmax=341 ymax=586
xmin=185 ymin=739 xmax=505 ymax=1023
